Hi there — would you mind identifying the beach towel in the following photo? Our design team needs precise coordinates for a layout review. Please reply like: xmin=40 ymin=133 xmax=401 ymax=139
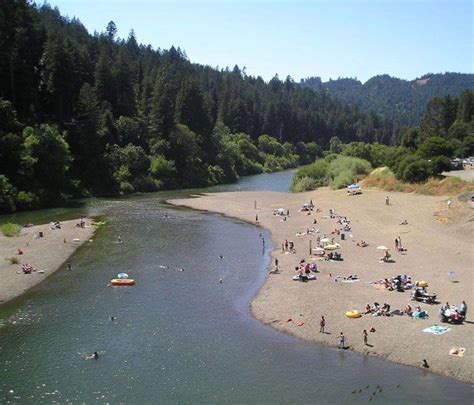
xmin=340 ymin=279 xmax=360 ymax=283
xmin=423 ymin=325 xmax=451 ymax=335
xmin=373 ymin=284 xmax=386 ymax=290
xmin=449 ymin=347 xmax=466 ymax=357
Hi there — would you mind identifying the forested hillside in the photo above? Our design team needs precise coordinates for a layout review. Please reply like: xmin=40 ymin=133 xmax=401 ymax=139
xmin=300 ymin=73 xmax=474 ymax=127
xmin=0 ymin=1 xmax=401 ymax=213
xmin=292 ymin=91 xmax=474 ymax=192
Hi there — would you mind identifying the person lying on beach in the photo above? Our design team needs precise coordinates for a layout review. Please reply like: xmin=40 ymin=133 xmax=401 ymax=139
xmin=357 ymin=240 xmax=369 ymax=247
xmin=399 ymin=220 xmax=408 ymax=225
xmin=269 ymin=266 xmax=279 ymax=274
xmin=334 ymin=274 xmax=358 ymax=281
xmin=404 ymin=304 xmax=413 ymax=316
xmin=364 ymin=304 xmax=372 ymax=314
xmin=371 ymin=303 xmax=380 ymax=313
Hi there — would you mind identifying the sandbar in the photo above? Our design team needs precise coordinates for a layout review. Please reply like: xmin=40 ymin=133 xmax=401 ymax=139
xmin=0 ymin=219 xmax=95 ymax=305
xmin=170 ymin=187 xmax=473 ymax=383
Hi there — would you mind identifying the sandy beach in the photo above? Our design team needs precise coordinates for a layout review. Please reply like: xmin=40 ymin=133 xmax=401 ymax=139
xmin=170 ymin=187 xmax=474 ymax=383
xmin=0 ymin=219 xmax=95 ymax=305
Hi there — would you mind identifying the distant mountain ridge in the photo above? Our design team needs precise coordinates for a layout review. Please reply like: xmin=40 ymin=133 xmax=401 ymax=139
xmin=300 ymin=73 xmax=474 ymax=127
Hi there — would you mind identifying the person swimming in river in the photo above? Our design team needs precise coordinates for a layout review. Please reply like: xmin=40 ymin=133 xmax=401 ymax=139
xmin=86 ymin=351 xmax=99 ymax=360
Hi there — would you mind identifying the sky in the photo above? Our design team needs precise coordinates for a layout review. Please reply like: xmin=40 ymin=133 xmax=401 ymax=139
xmin=48 ymin=0 xmax=472 ymax=83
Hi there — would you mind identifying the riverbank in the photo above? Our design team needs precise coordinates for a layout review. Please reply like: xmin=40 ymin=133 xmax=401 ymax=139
xmin=170 ymin=188 xmax=473 ymax=383
xmin=0 ymin=219 xmax=95 ymax=305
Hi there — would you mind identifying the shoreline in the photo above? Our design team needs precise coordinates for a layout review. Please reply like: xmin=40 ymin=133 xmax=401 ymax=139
xmin=169 ymin=188 xmax=473 ymax=384
xmin=0 ymin=218 xmax=96 ymax=306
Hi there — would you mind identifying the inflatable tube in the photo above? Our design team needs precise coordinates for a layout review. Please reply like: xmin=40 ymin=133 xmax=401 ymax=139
xmin=111 ymin=279 xmax=135 ymax=286
xmin=345 ymin=310 xmax=362 ymax=318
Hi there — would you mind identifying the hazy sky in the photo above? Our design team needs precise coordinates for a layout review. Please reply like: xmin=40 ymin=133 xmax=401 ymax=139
xmin=49 ymin=0 xmax=472 ymax=83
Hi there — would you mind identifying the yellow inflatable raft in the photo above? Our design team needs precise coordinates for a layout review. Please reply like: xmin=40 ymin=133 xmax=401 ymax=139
xmin=345 ymin=310 xmax=362 ymax=318
xmin=110 ymin=279 xmax=135 ymax=286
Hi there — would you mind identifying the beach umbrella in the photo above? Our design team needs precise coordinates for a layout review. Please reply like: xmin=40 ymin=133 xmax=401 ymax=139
xmin=324 ymin=244 xmax=340 ymax=250
xmin=377 ymin=245 xmax=389 ymax=251
xmin=448 ymin=271 xmax=456 ymax=281
xmin=320 ymin=238 xmax=331 ymax=243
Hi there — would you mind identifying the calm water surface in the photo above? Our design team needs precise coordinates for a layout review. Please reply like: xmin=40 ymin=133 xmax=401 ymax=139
xmin=0 ymin=170 xmax=471 ymax=404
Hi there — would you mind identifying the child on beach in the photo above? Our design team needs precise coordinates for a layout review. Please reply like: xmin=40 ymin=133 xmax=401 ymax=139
xmin=338 ymin=332 xmax=346 ymax=349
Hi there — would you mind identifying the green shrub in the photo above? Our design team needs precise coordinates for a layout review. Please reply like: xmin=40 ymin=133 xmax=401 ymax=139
xmin=327 ymin=155 xmax=372 ymax=180
xmin=0 ymin=175 xmax=17 ymax=214
xmin=400 ymin=160 xmax=430 ymax=183
xmin=429 ymin=156 xmax=452 ymax=176
xmin=7 ymin=256 xmax=19 ymax=264
xmin=292 ymin=155 xmax=371 ymax=192
xmin=1 ymin=223 xmax=21 ymax=237
xmin=330 ymin=169 xmax=355 ymax=189
xmin=291 ymin=176 xmax=323 ymax=192
xmin=16 ymin=191 xmax=39 ymax=210
xmin=294 ymin=160 xmax=329 ymax=182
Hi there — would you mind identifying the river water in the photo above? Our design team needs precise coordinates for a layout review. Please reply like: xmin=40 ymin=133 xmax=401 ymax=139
xmin=0 ymin=170 xmax=471 ymax=404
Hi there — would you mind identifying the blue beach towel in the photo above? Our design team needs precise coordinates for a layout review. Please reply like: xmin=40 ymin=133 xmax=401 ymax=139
xmin=423 ymin=325 xmax=451 ymax=335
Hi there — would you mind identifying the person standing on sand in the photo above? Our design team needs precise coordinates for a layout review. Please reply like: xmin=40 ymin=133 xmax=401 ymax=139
xmin=395 ymin=238 xmax=399 ymax=250
xmin=363 ymin=330 xmax=368 ymax=345
xmin=255 ymin=214 xmax=259 ymax=223
xmin=338 ymin=332 xmax=346 ymax=349
xmin=385 ymin=196 xmax=390 ymax=205
xmin=320 ymin=316 xmax=326 ymax=333
xmin=67 ymin=262 xmax=72 ymax=271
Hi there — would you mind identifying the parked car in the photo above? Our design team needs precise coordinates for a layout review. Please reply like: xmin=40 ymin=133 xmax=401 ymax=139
xmin=462 ymin=157 xmax=474 ymax=166
xmin=450 ymin=158 xmax=463 ymax=170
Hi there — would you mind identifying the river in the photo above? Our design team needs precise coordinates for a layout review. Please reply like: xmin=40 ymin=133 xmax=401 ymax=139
xmin=0 ymin=170 xmax=471 ymax=404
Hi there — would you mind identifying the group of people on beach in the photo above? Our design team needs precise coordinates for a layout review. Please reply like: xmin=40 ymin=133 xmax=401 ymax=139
xmin=375 ymin=274 xmax=413 ymax=292
xmin=50 ymin=221 xmax=62 ymax=230
xmin=281 ymin=239 xmax=295 ymax=253
xmin=439 ymin=301 xmax=467 ymax=324
xmin=364 ymin=302 xmax=391 ymax=317
xmin=404 ymin=304 xmax=429 ymax=319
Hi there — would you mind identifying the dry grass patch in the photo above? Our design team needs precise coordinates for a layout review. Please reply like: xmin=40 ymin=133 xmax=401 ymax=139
xmin=362 ymin=168 xmax=474 ymax=196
